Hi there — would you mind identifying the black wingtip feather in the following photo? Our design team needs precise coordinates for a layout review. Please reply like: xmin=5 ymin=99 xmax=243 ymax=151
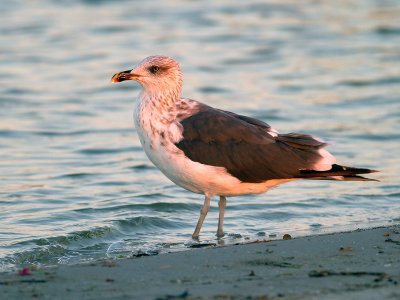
xmin=297 ymin=164 xmax=379 ymax=181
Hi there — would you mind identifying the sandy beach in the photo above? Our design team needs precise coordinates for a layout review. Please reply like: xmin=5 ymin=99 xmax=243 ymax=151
xmin=1 ymin=225 xmax=399 ymax=299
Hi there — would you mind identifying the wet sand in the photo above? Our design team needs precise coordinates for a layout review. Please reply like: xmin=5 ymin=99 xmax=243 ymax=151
xmin=1 ymin=225 xmax=399 ymax=299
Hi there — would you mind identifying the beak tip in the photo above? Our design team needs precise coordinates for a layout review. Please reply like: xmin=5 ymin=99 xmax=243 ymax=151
xmin=111 ymin=70 xmax=137 ymax=83
xmin=111 ymin=73 xmax=121 ymax=83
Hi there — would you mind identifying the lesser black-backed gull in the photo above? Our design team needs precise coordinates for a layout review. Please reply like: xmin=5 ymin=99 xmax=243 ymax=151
xmin=111 ymin=55 xmax=378 ymax=239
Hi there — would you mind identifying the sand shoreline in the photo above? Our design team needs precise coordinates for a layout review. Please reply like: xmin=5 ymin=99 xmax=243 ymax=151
xmin=1 ymin=225 xmax=399 ymax=299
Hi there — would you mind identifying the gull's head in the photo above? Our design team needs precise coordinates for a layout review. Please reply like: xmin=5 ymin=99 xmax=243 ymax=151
xmin=111 ymin=55 xmax=182 ymax=96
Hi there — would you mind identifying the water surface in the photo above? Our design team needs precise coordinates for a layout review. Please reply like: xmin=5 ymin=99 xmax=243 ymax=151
xmin=1 ymin=0 xmax=399 ymax=271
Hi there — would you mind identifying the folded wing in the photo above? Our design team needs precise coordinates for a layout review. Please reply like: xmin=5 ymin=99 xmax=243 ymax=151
xmin=175 ymin=104 xmax=332 ymax=183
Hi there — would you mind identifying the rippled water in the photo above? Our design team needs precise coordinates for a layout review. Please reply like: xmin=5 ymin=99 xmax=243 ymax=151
xmin=1 ymin=0 xmax=399 ymax=271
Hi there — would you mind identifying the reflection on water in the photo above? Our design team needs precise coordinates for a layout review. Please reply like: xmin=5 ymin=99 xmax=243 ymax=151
xmin=0 ymin=0 xmax=399 ymax=271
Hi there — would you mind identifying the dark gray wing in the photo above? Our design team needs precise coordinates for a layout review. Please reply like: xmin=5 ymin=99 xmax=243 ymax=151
xmin=175 ymin=104 xmax=328 ymax=183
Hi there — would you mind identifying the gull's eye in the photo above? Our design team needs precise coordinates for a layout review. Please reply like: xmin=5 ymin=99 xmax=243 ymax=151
xmin=149 ymin=65 xmax=160 ymax=74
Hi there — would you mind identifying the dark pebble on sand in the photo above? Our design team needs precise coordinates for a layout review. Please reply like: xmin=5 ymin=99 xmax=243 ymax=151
xmin=283 ymin=234 xmax=292 ymax=240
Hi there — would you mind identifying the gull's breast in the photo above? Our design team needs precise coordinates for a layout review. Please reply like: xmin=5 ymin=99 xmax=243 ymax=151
xmin=133 ymin=112 xmax=212 ymax=194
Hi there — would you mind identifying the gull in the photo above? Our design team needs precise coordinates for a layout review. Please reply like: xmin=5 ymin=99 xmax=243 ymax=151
xmin=111 ymin=55 xmax=378 ymax=239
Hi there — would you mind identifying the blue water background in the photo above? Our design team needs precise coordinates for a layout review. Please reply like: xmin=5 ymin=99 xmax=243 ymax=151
xmin=0 ymin=0 xmax=399 ymax=271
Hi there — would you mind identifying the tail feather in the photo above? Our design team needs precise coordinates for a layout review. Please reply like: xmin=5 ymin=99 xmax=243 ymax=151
xmin=297 ymin=164 xmax=379 ymax=181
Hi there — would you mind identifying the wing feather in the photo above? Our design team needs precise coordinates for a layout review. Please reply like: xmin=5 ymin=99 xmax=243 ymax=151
xmin=175 ymin=104 xmax=328 ymax=183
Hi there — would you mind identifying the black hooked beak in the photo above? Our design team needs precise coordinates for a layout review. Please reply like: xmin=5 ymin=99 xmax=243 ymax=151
xmin=111 ymin=70 xmax=141 ymax=82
